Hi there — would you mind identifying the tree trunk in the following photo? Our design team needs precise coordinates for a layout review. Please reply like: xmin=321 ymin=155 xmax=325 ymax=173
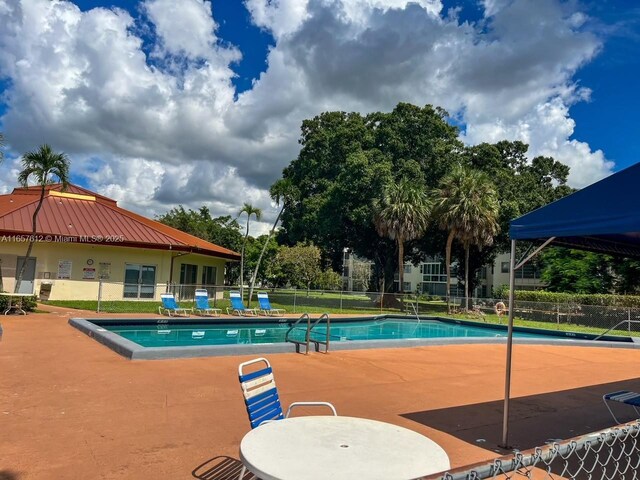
xmin=397 ymin=239 xmax=404 ymax=293
xmin=15 ymin=185 xmax=46 ymax=293
xmin=445 ymin=230 xmax=455 ymax=313
xmin=248 ymin=205 xmax=284 ymax=307
xmin=239 ymin=220 xmax=250 ymax=298
xmin=464 ymin=245 xmax=470 ymax=310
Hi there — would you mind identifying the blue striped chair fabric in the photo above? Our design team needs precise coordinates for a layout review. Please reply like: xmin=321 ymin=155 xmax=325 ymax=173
xmin=194 ymin=289 xmax=221 ymax=317
xmin=603 ymin=390 xmax=640 ymax=424
xmin=228 ymin=291 xmax=258 ymax=316
xmin=238 ymin=357 xmax=337 ymax=429
xmin=159 ymin=293 xmax=191 ymax=317
xmin=257 ymin=292 xmax=286 ymax=317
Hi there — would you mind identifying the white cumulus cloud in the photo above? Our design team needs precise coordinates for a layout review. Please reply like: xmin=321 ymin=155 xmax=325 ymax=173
xmin=0 ymin=0 xmax=615 ymax=235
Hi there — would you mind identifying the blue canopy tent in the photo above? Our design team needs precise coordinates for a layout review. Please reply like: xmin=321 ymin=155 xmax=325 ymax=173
xmin=501 ymin=162 xmax=640 ymax=447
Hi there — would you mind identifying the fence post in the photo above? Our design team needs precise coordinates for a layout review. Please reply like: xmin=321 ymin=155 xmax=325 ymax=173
xmin=293 ymin=289 xmax=297 ymax=314
xmin=97 ymin=280 xmax=103 ymax=313
xmin=629 ymin=308 xmax=632 ymax=334
xmin=340 ymin=290 xmax=343 ymax=313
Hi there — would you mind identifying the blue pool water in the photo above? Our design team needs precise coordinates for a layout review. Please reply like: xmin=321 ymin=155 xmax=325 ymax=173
xmin=98 ymin=318 xmax=562 ymax=348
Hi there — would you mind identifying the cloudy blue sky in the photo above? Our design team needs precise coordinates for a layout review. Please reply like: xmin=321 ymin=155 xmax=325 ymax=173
xmin=0 ymin=0 xmax=638 ymax=234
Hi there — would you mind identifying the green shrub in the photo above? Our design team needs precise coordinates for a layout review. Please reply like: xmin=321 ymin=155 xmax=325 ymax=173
xmin=507 ymin=290 xmax=640 ymax=307
xmin=0 ymin=294 xmax=38 ymax=312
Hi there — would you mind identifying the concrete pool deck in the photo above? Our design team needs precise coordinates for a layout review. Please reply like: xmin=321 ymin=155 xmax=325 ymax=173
xmin=1 ymin=306 xmax=640 ymax=479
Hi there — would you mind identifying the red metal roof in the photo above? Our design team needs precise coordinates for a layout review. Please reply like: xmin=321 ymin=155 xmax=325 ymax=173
xmin=0 ymin=184 xmax=240 ymax=260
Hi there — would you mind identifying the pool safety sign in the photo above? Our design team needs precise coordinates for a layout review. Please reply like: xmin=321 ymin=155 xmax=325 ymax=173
xmin=83 ymin=268 xmax=96 ymax=280
xmin=57 ymin=260 xmax=72 ymax=279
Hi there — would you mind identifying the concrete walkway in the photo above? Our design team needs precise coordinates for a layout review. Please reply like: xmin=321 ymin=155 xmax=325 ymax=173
xmin=1 ymin=309 xmax=639 ymax=479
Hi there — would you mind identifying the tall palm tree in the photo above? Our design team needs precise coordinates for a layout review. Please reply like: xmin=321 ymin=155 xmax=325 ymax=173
xmin=0 ymin=132 xmax=5 ymax=291
xmin=238 ymin=203 xmax=262 ymax=298
xmin=433 ymin=166 xmax=499 ymax=310
xmin=374 ymin=178 xmax=431 ymax=293
xmin=247 ymin=179 xmax=293 ymax=305
xmin=14 ymin=145 xmax=70 ymax=293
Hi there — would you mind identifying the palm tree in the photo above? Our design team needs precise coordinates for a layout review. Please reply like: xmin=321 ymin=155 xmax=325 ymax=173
xmin=433 ymin=166 xmax=499 ymax=310
xmin=14 ymin=145 xmax=70 ymax=293
xmin=238 ymin=203 xmax=262 ymax=298
xmin=247 ymin=179 xmax=293 ymax=305
xmin=374 ymin=178 xmax=431 ymax=293
xmin=0 ymin=132 xmax=5 ymax=291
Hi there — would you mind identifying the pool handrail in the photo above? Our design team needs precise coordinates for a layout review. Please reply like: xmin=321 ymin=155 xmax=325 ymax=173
xmin=309 ymin=313 xmax=331 ymax=353
xmin=285 ymin=313 xmax=311 ymax=354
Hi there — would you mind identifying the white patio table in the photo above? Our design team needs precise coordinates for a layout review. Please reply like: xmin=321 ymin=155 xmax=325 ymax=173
xmin=2 ymin=293 xmax=34 ymax=315
xmin=239 ymin=416 xmax=450 ymax=480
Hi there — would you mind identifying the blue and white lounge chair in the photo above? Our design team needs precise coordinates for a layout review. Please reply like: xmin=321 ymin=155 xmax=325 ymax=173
xmin=194 ymin=289 xmax=221 ymax=317
xmin=227 ymin=291 xmax=258 ymax=316
xmin=257 ymin=292 xmax=285 ymax=317
xmin=159 ymin=293 xmax=191 ymax=317
xmin=238 ymin=357 xmax=337 ymax=429
xmin=603 ymin=390 xmax=640 ymax=423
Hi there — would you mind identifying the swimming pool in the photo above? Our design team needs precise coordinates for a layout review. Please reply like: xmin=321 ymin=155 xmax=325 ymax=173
xmin=69 ymin=315 xmax=635 ymax=360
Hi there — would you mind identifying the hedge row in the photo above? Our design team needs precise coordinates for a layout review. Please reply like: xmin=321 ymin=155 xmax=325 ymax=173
xmin=498 ymin=290 xmax=640 ymax=308
xmin=0 ymin=294 xmax=38 ymax=312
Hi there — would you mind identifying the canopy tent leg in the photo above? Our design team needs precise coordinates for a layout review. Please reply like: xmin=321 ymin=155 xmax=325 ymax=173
xmin=501 ymin=237 xmax=554 ymax=448
xmin=501 ymin=239 xmax=517 ymax=448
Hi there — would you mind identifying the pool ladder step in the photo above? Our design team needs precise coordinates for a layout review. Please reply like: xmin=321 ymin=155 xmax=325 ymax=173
xmin=285 ymin=313 xmax=331 ymax=354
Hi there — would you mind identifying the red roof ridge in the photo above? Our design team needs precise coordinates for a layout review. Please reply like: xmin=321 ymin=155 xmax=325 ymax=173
xmin=12 ymin=183 xmax=118 ymax=206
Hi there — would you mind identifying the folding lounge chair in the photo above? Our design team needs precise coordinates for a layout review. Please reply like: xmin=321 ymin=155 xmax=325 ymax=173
xmin=227 ymin=291 xmax=258 ymax=316
xmin=194 ymin=289 xmax=221 ymax=317
xmin=257 ymin=292 xmax=286 ymax=317
xmin=238 ymin=357 xmax=337 ymax=429
xmin=603 ymin=390 xmax=640 ymax=424
xmin=158 ymin=293 xmax=191 ymax=317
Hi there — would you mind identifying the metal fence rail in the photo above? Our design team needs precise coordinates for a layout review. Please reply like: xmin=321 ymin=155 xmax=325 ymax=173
xmin=424 ymin=421 xmax=640 ymax=480
xmin=40 ymin=283 xmax=640 ymax=336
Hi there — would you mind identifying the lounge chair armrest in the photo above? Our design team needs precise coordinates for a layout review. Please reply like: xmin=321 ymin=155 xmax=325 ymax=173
xmin=285 ymin=401 xmax=337 ymax=418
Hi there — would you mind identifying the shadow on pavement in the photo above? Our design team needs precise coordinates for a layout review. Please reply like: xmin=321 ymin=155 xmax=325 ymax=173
xmin=192 ymin=456 xmax=252 ymax=480
xmin=403 ymin=378 xmax=640 ymax=452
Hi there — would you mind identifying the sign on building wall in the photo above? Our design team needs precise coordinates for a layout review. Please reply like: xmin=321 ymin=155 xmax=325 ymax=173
xmin=82 ymin=268 xmax=96 ymax=280
xmin=98 ymin=262 xmax=111 ymax=280
xmin=57 ymin=260 xmax=72 ymax=279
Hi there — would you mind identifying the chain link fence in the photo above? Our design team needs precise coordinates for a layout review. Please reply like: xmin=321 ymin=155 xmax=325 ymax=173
xmin=40 ymin=283 xmax=640 ymax=337
xmin=424 ymin=421 xmax=640 ymax=480
xmin=464 ymin=296 xmax=640 ymax=337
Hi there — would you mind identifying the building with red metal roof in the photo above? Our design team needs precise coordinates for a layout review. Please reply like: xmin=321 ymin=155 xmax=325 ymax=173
xmin=0 ymin=184 xmax=240 ymax=301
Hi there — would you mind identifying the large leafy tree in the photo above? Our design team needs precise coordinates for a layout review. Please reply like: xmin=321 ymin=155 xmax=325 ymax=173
xmin=274 ymin=243 xmax=322 ymax=295
xmin=433 ymin=166 xmax=499 ymax=308
xmin=157 ymin=206 xmax=243 ymax=284
xmin=157 ymin=206 xmax=243 ymax=251
xmin=274 ymin=103 xmax=573 ymax=293
xmin=15 ymin=145 xmax=70 ymax=293
xmin=540 ymin=248 xmax=613 ymax=294
xmin=374 ymin=178 xmax=431 ymax=293
xmin=238 ymin=203 xmax=262 ymax=296
xmin=276 ymin=104 xmax=460 ymax=290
